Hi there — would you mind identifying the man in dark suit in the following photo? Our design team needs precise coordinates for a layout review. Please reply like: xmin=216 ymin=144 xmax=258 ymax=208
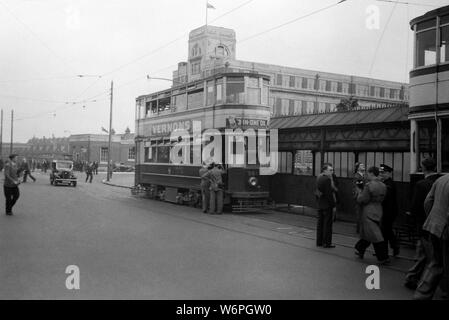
xmin=414 ymin=172 xmax=449 ymax=300
xmin=315 ymin=163 xmax=336 ymax=248
xmin=405 ymin=158 xmax=441 ymax=290
xmin=380 ymin=164 xmax=399 ymax=256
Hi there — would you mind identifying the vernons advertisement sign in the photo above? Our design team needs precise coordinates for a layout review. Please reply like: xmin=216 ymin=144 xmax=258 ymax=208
xmin=150 ymin=120 xmax=193 ymax=137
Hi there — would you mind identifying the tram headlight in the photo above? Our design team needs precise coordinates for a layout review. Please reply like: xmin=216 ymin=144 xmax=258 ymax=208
xmin=248 ymin=176 xmax=258 ymax=187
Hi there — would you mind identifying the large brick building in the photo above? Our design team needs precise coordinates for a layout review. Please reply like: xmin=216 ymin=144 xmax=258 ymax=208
xmin=171 ymin=25 xmax=408 ymax=117
xmin=69 ymin=131 xmax=135 ymax=169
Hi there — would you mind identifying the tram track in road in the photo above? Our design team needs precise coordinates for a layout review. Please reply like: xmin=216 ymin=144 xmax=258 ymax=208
xmin=94 ymin=184 xmax=410 ymax=274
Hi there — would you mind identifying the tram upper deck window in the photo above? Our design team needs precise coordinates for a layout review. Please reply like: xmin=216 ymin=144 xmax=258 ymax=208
xmin=415 ymin=19 xmax=436 ymax=68
xmin=146 ymin=101 xmax=158 ymax=117
xmin=226 ymin=76 xmax=245 ymax=104
xmin=206 ymin=80 xmax=214 ymax=106
xmin=158 ymin=97 xmax=171 ymax=114
xmin=247 ymin=77 xmax=261 ymax=105
xmin=216 ymin=78 xmax=223 ymax=104
xmin=262 ymin=79 xmax=269 ymax=105
xmin=440 ymin=22 xmax=449 ymax=63
xmin=173 ymin=94 xmax=187 ymax=112
xmin=187 ymin=89 xmax=203 ymax=110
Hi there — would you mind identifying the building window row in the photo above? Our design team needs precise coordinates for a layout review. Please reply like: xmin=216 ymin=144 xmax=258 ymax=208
xmin=273 ymin=73 xmax=404 ymax=100
xmin=273 ymin=98 xmax=337 ymax=116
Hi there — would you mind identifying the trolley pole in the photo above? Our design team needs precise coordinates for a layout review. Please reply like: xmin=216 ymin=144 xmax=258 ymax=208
xmin=107 ymin=81 xmax=113 ymax=182
xmin=10 ymin=109 xmax=13 ymax=155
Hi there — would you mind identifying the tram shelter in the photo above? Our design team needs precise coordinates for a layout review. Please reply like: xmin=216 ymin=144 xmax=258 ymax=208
xmin=269 ymin=104 xmax=410 ymax=224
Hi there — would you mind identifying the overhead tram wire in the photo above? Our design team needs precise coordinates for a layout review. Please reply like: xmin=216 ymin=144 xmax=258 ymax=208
xmin=70 ymin=0 xmax=342 ymax=106
xmin=0 ymin=1 xmax=79 ymax=77
xmin=9 ymin=0 xmax=342 ymax=122
xmin=374 ymin=0 xmax=443 ymax=7
xmin=97 ymin=0 xmax=256 ymax=78
xmin=209 ymin=0 xmax=255 ymax=23
xmin=13 ymin=64 xmax=177 ymax=122
xmin=7 ymin=0 xmax=258 ymax=119
xmin=30 ymin=0 xmax=256 ymax=123
xmin=404 ymin=3 xmax=411 ymax=84
xmin=238 ymin=0 xmax=348 ymax=44
xmin=367 ymin=0 xmax=399 ymax=77
xmin=0 ymin=75 xmax=83 ymax=83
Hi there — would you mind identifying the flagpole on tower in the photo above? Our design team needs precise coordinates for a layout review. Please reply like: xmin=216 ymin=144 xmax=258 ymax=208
xmin=206 ymin=1 xmax=215 ymax=27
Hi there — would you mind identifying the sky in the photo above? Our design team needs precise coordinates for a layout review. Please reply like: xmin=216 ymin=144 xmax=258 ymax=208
xmin=0 ymin=0 xmax=447 ymax=142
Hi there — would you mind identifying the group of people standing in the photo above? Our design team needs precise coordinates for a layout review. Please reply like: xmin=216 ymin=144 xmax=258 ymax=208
xmin=199 ymin=162 xmax=224 ymax=215
xmin=315 ymin=158 xmax=448 ymax=299
xmin=404 ymin=158 xmax=448 ymax=300
xmin=315 ymin=162 xmax=400 ymax=259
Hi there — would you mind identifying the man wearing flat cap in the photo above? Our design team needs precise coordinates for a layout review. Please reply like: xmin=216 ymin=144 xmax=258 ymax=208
xmin=3 ymin=154 xmax=21 ymax=215
xmin=380 ymin=164 xmax=400 ymax=257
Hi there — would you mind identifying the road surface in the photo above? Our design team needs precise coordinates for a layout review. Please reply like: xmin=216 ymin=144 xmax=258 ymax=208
xmin=0 ymin=172 xmax=413 ymax=299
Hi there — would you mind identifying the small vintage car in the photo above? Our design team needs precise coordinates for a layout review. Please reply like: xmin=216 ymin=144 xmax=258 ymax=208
xmin=50 ymin=160 xmax=77 ymax=186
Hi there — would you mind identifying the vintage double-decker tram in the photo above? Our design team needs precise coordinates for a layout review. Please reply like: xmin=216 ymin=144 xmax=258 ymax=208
xmin=134 ymin=71 xmax=274 ymax=211
xmin=409 ymin=5 xmax=449 ymax=175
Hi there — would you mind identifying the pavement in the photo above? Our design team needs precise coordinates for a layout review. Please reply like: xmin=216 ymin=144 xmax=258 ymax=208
xmin=0 ymin=170 xmax=434 ymax=299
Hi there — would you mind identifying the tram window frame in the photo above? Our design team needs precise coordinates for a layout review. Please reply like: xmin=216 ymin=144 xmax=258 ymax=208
xmin=216 ymin=78 xmax=223 ymax=104
xmin=440 ymin=24 xmax=449 ymax=64
xmin=247 ymin=77 xmax=261 ymax=105
xmin=156 ymin=141 xmax=171 ymax=164
xmin=262 ymin=79 xmax=269 ymax=106
xmin=144 ymin=141 xmax=157 ymax=163
xmin=415 ymin=25 xmax=437 ymax=68
xmin=206 ymin=80 xmax=215 ymax=106
xmin=226 ymin=76 xmax=245 ymax=104
xmin=187 ymin=89 xmax=204 ymax=110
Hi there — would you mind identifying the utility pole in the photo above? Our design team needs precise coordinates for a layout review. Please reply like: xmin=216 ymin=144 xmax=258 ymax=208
xmin=10 ymin=109 xmax=13 ymax=154
xmin=107 ymin=81 xmax=113 ymax=181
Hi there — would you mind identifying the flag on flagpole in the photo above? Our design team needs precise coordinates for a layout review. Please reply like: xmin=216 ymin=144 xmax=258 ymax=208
xmin=207 ymin=2 xmax=215 ymax=9
xmin=101 ymin=127 xmax=108 ymax=133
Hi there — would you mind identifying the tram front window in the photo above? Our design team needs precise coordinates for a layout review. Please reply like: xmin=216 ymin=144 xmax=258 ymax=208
xmin=416 ymin=28 xmax=437 ymax=67
xmin=226 ymin=76 xmax=244 ymax=104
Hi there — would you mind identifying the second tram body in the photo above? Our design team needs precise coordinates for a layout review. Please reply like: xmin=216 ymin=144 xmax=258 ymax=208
xmin=134 ymin=71 xmax=273 ymax=212
xmin=409 ymin=5 xmax=449 ymax=175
